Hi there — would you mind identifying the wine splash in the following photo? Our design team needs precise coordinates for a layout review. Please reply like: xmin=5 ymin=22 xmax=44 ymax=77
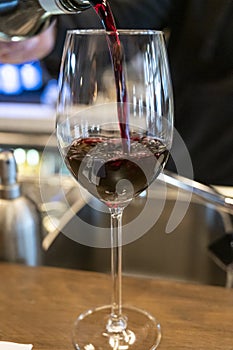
xmin=91 ymin=0 xmax=130 ymax=153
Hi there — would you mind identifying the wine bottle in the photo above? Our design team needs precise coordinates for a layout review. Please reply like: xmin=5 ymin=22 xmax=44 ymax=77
xmin=0 ymin=0 xmax=91 ymax=41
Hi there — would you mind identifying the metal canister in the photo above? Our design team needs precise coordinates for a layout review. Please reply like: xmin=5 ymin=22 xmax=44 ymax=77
xmin=0 ymin=149 xmax=42 ymax=265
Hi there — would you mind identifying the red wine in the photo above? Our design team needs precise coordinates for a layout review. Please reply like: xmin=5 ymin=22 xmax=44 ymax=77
xmin=92 ymin=0 xmax=118 ymax=33
xmin=66 ymin=1 xmax=169 ymax=206
xmin=65 ymin=134 xmax=169 ymax=206
xmin=91 ymin=0 xmax=130 ymax=153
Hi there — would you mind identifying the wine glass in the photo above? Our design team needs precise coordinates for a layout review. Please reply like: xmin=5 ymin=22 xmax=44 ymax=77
xmin=56 ymin=29 xmax=173 ymax=350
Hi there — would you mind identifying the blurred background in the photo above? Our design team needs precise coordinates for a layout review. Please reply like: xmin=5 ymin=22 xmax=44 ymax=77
xmin=0 ymin=2 xmax=232 ymax=290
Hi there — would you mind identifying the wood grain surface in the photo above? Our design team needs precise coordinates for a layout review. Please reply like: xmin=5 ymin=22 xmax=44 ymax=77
xmin=0 ymin=263 xmax=232 ymax=349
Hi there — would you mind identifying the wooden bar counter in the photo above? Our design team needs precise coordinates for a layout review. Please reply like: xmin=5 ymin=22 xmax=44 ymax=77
xmin=0 ymin=262 xmax=232 ymax=349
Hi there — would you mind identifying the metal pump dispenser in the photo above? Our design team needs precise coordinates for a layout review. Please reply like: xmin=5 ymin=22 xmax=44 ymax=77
xmin=0 ymin=149 xmax=42 ymax=265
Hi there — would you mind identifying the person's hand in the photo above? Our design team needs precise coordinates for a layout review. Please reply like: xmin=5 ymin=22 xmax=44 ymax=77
xmin=0 ymin=21 xmax=57 ymax=64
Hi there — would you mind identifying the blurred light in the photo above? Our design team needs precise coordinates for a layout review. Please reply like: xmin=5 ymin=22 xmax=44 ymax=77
xmin=0 ymin=64 xmax=22 ymax=94
xmin=14 ymin=148 xmax=26 ymax=165
xmin=40 ymin=79 xmax=58 ymax=105
xmin=139 ymin=190 xmax=147 ymax=198
xmin=71 ymin=53 xmax=76 ymax=73
xmin=20 ymin=62 xmax=42 ymax=90
xmin=0 ymin=61 xmax=43 ymax=95
xmin=27 ymin=149 xmax=40 ymax=166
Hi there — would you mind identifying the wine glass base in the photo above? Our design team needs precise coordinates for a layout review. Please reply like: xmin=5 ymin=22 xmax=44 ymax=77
xmin=72 ymin=305 xmax=161 ymax=350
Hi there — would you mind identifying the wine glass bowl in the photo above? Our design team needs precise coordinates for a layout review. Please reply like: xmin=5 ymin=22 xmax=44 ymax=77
xmin=61 ymin=115 xmax=170 ymax=208
xmin=56 ymin=29 xmax=173 ymax=349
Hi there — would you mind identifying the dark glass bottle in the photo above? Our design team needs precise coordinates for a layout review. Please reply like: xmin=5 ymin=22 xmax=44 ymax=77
xmin=0 ymin=0 xmax=91 ymax=41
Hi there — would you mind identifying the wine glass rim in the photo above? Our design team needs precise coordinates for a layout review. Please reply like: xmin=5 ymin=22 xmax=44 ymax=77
xmin=66 ymin=29 xmax=164 ymax=36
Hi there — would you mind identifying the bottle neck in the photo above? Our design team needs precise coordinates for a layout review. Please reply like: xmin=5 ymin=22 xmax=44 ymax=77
xmin=59 ymin=0 xmax=91 ymax=12
xmin=39 ymin=0 xmax=91 ymax=14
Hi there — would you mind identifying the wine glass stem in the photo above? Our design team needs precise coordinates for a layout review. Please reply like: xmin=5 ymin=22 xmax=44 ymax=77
xmin=107 ymin=207 xmax=127 ymax=333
